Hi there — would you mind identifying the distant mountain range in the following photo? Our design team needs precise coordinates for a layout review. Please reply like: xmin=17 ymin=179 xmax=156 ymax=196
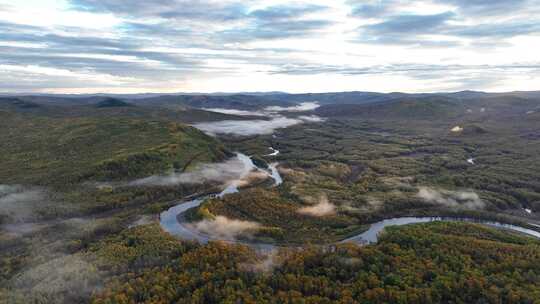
xmin=1 ymin=90 xmax=540 ymax=104
xmin=1 ymin=91 xmax=540 ymax=120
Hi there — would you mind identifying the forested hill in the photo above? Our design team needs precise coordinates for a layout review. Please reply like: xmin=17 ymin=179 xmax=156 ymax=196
xmin=0 ymin=110 xmax=228 ymax=224
xmin=90 ymin=221 xmax=540 ymax=303
xmin=0 ymin=111 xmax=227 ymax=186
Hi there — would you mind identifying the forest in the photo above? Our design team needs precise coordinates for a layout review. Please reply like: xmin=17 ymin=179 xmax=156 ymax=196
xmin=1 ymin=93 xmax=540 ymax=303
xmin=87 ymin=222 xmax=540 ymax=304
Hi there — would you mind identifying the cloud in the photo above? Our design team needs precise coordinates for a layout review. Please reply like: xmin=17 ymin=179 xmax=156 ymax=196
xmin=1 ymin=1 xmax=540 ymax=93
xmin=218 ymin=19 xmax=332 ymax=41
xmin=70 ymin=0 xmax=329 ymax=25
xmin=350 ymin=1 xmax=540 ymax=46
xmin=70 ymin=1 xmax=332 ymax=41
xmin=0 ymin=25 xmax=203 ymax=74
xmin=2 ymin=222 xmax=44 ymax=235
xmin=355 ymin=11 xmax=458 ymax=46
xmin=298 ymin=195 xmax=336 ymax=217
xmin=187 ymin=216 xmax=260 ymax=240
xmin=438 ymin=0 xmax=530 ymax=16
xmin=240 ymin=249 xmax=281 ymax=273
xmin=349 ymin=0 xmax=532 ymax=19
xmin=241 ymin=4 xmax=332 ymax=40
xmin=0 ymin=20 xmax=211 ymax=91
xmin=204 ymin=102 xmax=321 ymax=117
xmin=0 ymin=2 xmax=334 ymax=92
xmin=417 ymin=187 xmax=485 ymax=210
xmin=69 ymin=0 xmax=332 ymax=42
xmin=264 ymin=102 xmax=320 ymax=112
xmin=0 ymin=184 xmax=22 ymax=195
xmin=298 ymin=115 xmax=325 ymax=122
xmin=128 ymin=215 xmax=153 ymax=228
xmin=194 ymin=102 xmax=323 ymax=136
xmin=0 ymin=4 xmax=12 ymax=12
xmin=448 ymin=21 xmax=540 ymax=39
xmin=10 ymin=254 xmax=102 ymax=302
xmin=130 ymin=154 xmax=257 ymax=186
xmin=0 ymin=189 xmax=42 ymax=205
xmin=267 ymin=62 xmax=540 ymax=92
xmin=269 ymin=63 xmax=540 ymax=76
xmin=349 ymin=2 xmax=392 ymax=18
xmin=364 ymin=12 xmax=455 ymax=35
xmin=192 ymin=116 xmax=304 ymax=136
xmin=70 ymin=0 xmax=247 ymax=22
xmin=0 ymin=185 xmax=46 ymax=222
xmin=202 ymin=108 xmax=268 ymax=116
xmin=250 ymin=4 xmax=327 ymax=21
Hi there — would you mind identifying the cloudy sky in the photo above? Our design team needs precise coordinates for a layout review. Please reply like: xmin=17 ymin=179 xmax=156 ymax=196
xmin=0 ymin=0 xmax=539 ymax=93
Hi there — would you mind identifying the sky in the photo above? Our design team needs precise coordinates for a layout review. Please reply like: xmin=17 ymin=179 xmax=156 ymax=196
xmin=0 ymin=0 xmax=539 ymax=94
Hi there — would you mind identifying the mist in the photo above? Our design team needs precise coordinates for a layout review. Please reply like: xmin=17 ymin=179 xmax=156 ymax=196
xmin=264 ymin=102 xmax=320 ymax=112
xmin=240 ymin=249 xmax=281 ymax=273
xmin=202 ymin=108 xmax=267 ymax=116
xmin=130 ymin=154 xmax=257 ymax=187
xmin=128 ymin=215 xmax=153 ymax=228
xmin=0 ymin=184 xmax=46 ymax=223
xmin=188 ymin=216 xmax=260 ymax=240
xmin=193 ymin=116 xmax=303 ymax=136
xmin=298 ymin=195 xmax=336 ymax=217
xmin=297 ymin=115 xmax=326 ymax=122
xmin=204 ymin=102 xmax=320 ymax=118
xmin=417 ymin=187 xmax=485 ymax=210
xmin=10 ymin=253 xmax=102 ymax=303
xmin=193 ymin=114 xmax=325 ymax=136
xmin=197 ymin=102 xmax=324 ymax=136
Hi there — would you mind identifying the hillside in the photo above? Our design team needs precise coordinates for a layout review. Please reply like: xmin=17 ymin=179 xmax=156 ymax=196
xmin=89 ymin=222 xmax=540 ymax=304
xmin=0 ymin=109 xmax=230 ymax=225
xmin=0 ymin=112 xmax=227 ymax=186
xmin=2 ymin=92 xmax=540 ymax=303
xmin=315 ymin=97 xmax=464 ymax=120
xmin=133 ymin=94 xmax=294 ymax=110
xmin=94 ymin=98 xmax=134 ymax=108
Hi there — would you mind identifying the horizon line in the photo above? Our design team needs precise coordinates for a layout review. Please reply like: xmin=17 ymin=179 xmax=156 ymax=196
xmin=1 ymin=89 xmax=539 ymax=97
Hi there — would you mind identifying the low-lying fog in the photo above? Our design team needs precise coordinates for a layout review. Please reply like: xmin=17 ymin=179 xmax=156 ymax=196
xmin=187 ymin=216 xmax=260 ymax=240
xmin=0 ymin=184 xmax=47 ymax=223
xmin=129 ymin=153 xmax=272 ymax=193
xmin=417 ymin=187 xmax=485 ymax=210
xmin=130 ymin=154 xmax=254 ymax=187
xmin=196 ymin=102 xmax=325 ymax=136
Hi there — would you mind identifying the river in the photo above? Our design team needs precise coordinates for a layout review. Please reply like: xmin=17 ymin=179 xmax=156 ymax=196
xmin=161 ymin=154 xmax=540 ymax=247
xmin=341 ymin=217 xmax=540 ymax=244
xmin=160 ymin=153 xmax=281 ymax=248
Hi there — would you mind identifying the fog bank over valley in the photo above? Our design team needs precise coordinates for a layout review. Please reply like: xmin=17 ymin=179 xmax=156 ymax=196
xmin=195 ymin=102 xmax=324 ymax=136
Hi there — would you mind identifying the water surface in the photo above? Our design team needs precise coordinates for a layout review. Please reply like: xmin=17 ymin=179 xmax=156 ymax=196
xmin=160 ymin=155 xmax=540 ymax=247
xmin=341 ymin=217 xmax=540 ymax=244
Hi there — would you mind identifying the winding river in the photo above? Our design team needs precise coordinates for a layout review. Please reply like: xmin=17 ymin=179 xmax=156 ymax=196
xmin=160 ymin=153 xmax=540 ymax=247
xmin=341 ymin=217 xmax=540 ymax=244
xmin=160 ymin=153 xmax=280 ymax=249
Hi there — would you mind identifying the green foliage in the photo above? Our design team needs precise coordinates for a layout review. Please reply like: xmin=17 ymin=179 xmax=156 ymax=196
xmin=95 ymin=98 xmax=133 ymax=108
xmin=89 ymin=224 xmax=197 ymax=273
xmin=225 ymin=102 xmax=540 ymax=224
xmin=3 ymin=95 xmax=540 ymax=303
xmin=0 ymin=113 xmax=226 ymax=185
xmin=91 ymin=222 xmax=540 ymax=304
xmin=201 ymin=188 xmax=365 ymax=244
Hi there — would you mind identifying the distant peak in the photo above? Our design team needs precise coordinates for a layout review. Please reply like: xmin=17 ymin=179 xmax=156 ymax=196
xmin=95 ymin=98 xmax=133 ymax=108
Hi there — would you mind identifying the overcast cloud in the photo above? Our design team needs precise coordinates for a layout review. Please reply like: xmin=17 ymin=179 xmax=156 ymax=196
xmin=0 ymin=0 xmax=539 ymax=93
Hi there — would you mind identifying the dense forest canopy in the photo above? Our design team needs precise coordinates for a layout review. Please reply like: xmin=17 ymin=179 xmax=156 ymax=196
xmin=1 ymin=91 xmax=540 ymax=303
xmin=88 ymin=222 xmax=540 ymax=304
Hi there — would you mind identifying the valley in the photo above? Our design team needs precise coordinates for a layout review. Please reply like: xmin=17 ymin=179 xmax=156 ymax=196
xmin=1 ymin=91 xmax=540 ymax=303
xmin=3 ymin=1 xmax=540 ymax=302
